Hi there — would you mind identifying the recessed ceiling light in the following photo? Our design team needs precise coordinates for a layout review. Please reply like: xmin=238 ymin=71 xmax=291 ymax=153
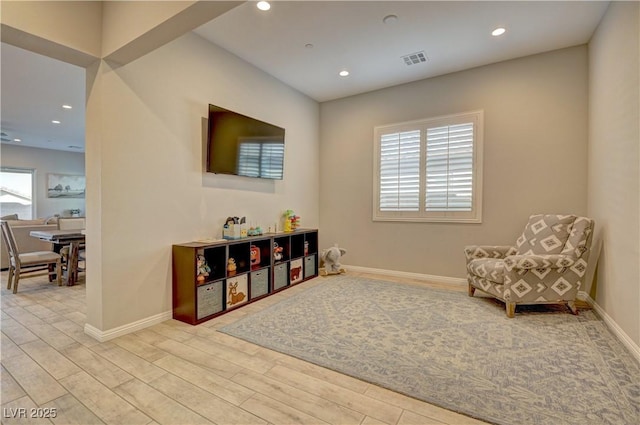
xmin=62 ymin=104 xmax=72 ymax=109
xmin=305 ymin=43 xmax=314 ymax=49
xmin=13 ymin=138 xmax=21 ymax=142
xmin=257 ymin=1 xmax=270 ymax=11
xmin=383 ymin=14 xmax=398 ymax=24
xmin=52 ymin=120 xmax=61 ymax=124
xmin=492 ymin=27 xmax=506 ymax=36
xmin=339 ymin=70 xmax=350 ymax=77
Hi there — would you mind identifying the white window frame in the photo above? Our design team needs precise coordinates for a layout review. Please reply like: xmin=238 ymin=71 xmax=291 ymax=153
xmin=0 ymin=167 xmax=37 ymax=219
xmin=373 ymin=110 xmax=483 ymax=223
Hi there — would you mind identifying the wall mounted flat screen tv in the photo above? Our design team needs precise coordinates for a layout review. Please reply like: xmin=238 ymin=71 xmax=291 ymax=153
xmin=206 ymin=104 xmax=285 ymax=180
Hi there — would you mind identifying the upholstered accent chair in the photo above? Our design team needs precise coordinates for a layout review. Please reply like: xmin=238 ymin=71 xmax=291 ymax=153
xmin=465 ymin=214 xmax=594 ymax=317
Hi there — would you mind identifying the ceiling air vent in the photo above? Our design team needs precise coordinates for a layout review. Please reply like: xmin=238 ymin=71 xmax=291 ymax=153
xmin=402 ymin=51 xmax=428 ymax=66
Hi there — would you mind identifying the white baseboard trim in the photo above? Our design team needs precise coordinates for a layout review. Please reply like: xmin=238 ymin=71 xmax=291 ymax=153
xmin=343 ymin=264 xmax=467 ymax=287
xmin=577 ymin=291 xmax=640 ymax=364
xmin=84 ymin=310 xmax=173 ymax=342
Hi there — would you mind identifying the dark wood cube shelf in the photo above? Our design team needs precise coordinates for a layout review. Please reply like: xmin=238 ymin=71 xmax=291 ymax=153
xmin=172 ymin=229 xmax=318 ymax=325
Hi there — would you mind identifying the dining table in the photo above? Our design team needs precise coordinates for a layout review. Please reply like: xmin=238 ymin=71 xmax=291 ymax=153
xmin=30 ymin=229 xmax=85 ymax=286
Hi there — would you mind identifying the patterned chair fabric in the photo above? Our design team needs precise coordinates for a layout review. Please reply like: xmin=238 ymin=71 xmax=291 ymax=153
xmin=465 ymin=215 xmax=595 ymax=318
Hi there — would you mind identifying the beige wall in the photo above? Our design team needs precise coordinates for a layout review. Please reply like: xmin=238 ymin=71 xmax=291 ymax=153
xmin=588 ymin=2 xmax=640 ymax=346
xmin=319 ymin=46 xmax=589 ymax=278
xmin=0 ymin=145 xmax=86 ymax=218
xmin=101 ymin=1 xmax=239 ymax=64
xmin=2 ymin=0 xmax=319 ymax=333
xmin=85 ymin=32 xmax=319 ymax=330
xmin=0 ymin=0 xmax=101 ymax=66
xmin=101 ymin=0 xmax=197 ymax=56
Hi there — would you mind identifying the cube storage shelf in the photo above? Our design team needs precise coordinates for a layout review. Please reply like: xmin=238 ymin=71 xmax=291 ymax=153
xmin=172 ymin=229 xmax=318 ymax=325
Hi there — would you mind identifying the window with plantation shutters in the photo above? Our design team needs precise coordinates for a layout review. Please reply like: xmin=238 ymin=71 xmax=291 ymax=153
xmin=379 ymin=130 xmax=421 ymax=211
xmin=373 ymin=111 xmax=483 ymax=223
xmin=237 ymin=139 xmax=285 ymax=179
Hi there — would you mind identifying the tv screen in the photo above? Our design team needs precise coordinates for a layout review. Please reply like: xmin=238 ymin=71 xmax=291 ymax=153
xmin=206 ymin=104 xmax=285 ymax=180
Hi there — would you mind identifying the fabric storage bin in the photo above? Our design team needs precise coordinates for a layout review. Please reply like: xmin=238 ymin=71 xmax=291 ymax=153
xmin=273 ymin=262 xmax=288 ymax=290
xmin=226 ymin=274 xmax=248 ymax=309
xmin=290 ymin=258 xmax=303 ymax=284
xmin=250 ymin=268 xmax=269 ymax=299
xmin=197 ymin=280 xmax=224 ymax=320
xmin=304 ymin=255 xmax=316 ymax=279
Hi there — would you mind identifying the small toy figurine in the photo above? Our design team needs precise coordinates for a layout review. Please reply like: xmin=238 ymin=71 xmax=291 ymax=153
xmin=283 ymin=209 xmax=301 ymax=232
xmin=320 ymin=244 xmax=347 ymax=276
xmin=250 ymin=245 xmax=261 ymax=268
xmin=290 ymin=214 xmax=300 ymax=230
xmin=227 ymin=258 xmax=237 ymax=276
xmin=273 ymin=242 xmax=283 ymax=261
xmin=196 ymin=254 xmax=211 ymax=283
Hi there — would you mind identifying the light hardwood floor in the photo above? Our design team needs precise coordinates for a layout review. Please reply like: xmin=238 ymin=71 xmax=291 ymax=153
xmin=1 ymin=271 xmax=490 ymax=425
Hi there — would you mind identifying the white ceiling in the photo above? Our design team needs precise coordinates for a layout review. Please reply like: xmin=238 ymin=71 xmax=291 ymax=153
xmin=0 ymin=1 xmax=609 ymax=153
xmin=1 ymin=42 xmax=86 ymax=153
xmin=195 ymin=1 xmax=610 ymax=102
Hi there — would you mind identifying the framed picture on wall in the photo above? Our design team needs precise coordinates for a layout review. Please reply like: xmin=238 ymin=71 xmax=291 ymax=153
xmin=47 ymin=174 xmax=85 ymax=198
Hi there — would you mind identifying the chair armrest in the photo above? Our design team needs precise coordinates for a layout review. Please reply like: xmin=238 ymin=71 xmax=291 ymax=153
xmin=464 ymin=245 xmax=517 ymax=261
xmin=504 ymin=254 xmax=575 ymax=271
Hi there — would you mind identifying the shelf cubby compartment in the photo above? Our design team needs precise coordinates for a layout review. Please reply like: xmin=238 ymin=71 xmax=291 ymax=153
xmin=226 ymin=273 xmax=248 ymax=309
xmin=228 ymin=241 xmax=251 ymax=276
xmin=291 ymin=233 xmax=306 ymax=259
xmin=273 ymin=235 xmax=290 ymax=264
xmin=304 ymin=255 xmax=317 ymax=280
xmin=305 ymin=232 xmax=318 ymax=255
xmin=250 ymin=238 xmax=272 ymax=271
xmin=196 ymin=279 xmax=225 ymax=320
xmin=290 ymin=258 xmax=304 ymax=285
xmin=273 ymin=262 xmax=289 ymax=291
xmin=201 ymin=245 xmax=227 ymax=283
xmin=250 ymin=267 xmax=270 ymax=300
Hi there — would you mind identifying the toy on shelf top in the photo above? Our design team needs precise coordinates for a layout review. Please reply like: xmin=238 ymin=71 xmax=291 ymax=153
xmin=283 ymin=209 xmax=301 ymax=232
xmin=223 ymin=216 xmax=265 ymax=239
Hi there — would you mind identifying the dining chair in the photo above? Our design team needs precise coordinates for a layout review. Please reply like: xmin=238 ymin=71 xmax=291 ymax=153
xmin=1 ymin=221 xmax=62 ymax=293
xmin=58 ymin=217 xmax=86 ymax=231
xmin=57 ymin=217 xmax=86 ymax=278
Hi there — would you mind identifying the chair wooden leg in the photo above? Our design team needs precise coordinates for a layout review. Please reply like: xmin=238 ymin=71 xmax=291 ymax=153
xmin=56 ymin=260 xmax=62 ymax=286
xmin=7 ymin=266 xmax=14 ymax=290
xmin=468 ymin=283 xmax=476 ymax=297
xmin=506 ymin=301 xmax=516 ymax=318
xmin=567 ymin=300 xmax=578 ymax=315
xmin=12 ymin=266 xmax=20 ymax=294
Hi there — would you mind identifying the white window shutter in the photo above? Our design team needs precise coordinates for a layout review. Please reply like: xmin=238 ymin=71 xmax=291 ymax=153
xmin=425 ymin=122 xmax=474 ymax=211
xmin=373 ymin=110 xmax=482 ymax=223
xmin=379 ymin=130 xmax=421 ymax=211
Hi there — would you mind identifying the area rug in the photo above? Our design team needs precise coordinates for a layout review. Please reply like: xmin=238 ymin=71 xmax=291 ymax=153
xmin=219 ymin=275 xmax=640 ymax=425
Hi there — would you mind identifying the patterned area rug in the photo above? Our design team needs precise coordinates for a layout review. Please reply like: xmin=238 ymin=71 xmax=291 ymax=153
xmin=220 ymin=276 xmax=640 ymax=425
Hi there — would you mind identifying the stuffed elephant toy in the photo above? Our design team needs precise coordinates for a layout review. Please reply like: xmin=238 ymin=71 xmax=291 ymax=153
xmin=321 ymin=245 xmax=347 ymax=275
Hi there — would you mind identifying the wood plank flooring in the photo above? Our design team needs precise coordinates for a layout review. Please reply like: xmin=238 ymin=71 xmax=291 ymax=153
xmin=1 ymin=271 xmax=489 ymax=425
